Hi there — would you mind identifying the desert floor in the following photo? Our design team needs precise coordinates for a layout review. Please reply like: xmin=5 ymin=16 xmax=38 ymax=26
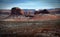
xmin=0 ymin=14 xmax=60 ymax=37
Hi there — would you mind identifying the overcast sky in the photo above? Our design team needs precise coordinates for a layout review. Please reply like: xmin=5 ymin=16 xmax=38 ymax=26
xmin=0 ymin=0 xmax=60 ymax=9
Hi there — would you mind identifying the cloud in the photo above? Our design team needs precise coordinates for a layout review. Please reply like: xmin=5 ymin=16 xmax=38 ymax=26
xmin=0 ymin=0 xmax=60 ymax=9
xmin=0 ymin=0 xmax=29 ymax=3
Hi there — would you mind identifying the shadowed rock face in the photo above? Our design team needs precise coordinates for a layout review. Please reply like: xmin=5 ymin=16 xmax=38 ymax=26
xmin=34 ymin=11 xmax=39 ymax=15
xmin=11 ymin=7 xmax=24 ymax=15
xmin=34 ymin=9 xmax=50 ymax=15
xmin=39 ymin=9 xmax=50 ymax=14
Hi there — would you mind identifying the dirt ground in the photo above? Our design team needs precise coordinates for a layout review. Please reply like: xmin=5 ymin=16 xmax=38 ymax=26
xmin=0 ymin=14 xmax=60 ymax=21
xmin=0 ymin=14 xmax=60 ymax=37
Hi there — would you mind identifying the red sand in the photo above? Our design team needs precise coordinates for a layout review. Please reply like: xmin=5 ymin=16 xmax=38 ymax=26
xmin=2 ymin=14 xmax=60 ymax=21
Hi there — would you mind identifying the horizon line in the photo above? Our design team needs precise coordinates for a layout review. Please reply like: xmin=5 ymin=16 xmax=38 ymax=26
xmin=0 ymin=8 xmax=60 ymax=10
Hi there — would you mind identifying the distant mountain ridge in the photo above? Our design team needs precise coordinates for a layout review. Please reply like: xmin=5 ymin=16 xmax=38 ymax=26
xmin=0 ymin=8 xmax=60 ymax=14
